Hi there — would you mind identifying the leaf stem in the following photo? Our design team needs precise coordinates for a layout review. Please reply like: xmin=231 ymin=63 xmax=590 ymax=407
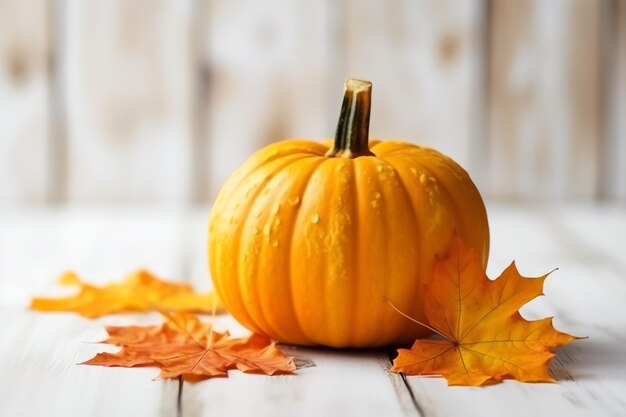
xmin=386 ymin=299 xmax=452 ymax=342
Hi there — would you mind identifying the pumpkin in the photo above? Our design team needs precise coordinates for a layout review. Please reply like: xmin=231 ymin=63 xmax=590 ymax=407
xmin=208 ymin=79 xmax=489 ymax=348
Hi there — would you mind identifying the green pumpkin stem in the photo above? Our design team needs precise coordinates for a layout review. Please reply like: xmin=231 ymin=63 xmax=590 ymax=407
xmin=326 ymin=79 xmax=374 ymax=158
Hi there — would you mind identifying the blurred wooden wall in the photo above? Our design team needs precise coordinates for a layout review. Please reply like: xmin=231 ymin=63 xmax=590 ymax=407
xmin=0 ymin=0 xmax=624 ymax=206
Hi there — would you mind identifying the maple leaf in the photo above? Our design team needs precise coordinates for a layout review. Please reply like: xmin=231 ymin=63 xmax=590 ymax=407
xmin=390 ymin=234 xmax=582 ymax=386
xmin=82 ymin=312 xmax=296 ymax=381
xmin=31 ymin=270 xmax=224 ymax=318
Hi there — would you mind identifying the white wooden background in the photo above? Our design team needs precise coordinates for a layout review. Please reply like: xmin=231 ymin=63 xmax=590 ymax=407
xmin=0 ymin=204 xmax=625 ymax=416
xmin=1 ymin=0 xmax=625 ymax=206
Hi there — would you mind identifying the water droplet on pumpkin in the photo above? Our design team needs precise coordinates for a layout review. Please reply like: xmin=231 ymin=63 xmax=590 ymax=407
xmin=311 ymin=213 xmax=320 ymax=224
xmin=376 ymin=165 xmax=383 ymax=173
xmin=336 ymin=161 xmax=350 ymax=173
xmin=410 ymin=167 xmax=418 ymax=176
xmin=419 ymin=173 xmax=428 ymax=185
xmin=263 ymin=224 xmax=271 ymax=236
xmin=271 ymin=240 xmax=279 ymax=247
xmin=371 ymin=192 xmax=381 ymax=207
xmin=288 ymin=196 xmax=300 ymax=206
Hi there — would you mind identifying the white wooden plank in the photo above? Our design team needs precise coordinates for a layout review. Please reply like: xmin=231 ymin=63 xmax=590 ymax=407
xmin=0 ymin=0 xmax=51 ymax=205
xmin=487 ymin=0 xmax=603 ymax=200
xmin=195 ymin=0 xmax=337 ymax=200
xmin=2 ymin=206 xmax=625 ymax=417
xmin=604 ymin=0 xmax=626 ymax=202
xmin=0 ymin=208 xmax=416 ymax=416
xmin=402 ymin=204 xmax=626 ymax=417
xmin=0 ymin=208 xmax=188 ymax=308
xmin=541 ymin=205 xmax=626 ymax=272
xmin=60 ymin=0 xmax=195 ymax=204
xmin=342 ymin=0 xmax=485 ymax=179
xmin=0 ymin=210 xmax=188 ymax=417
xmin=183 ymin=315 xmax=417 ymax=417
xmin=0 ymin=310 xmax=179 ymax=417
xmin=185 ymin=207 xmax=212 ymax=291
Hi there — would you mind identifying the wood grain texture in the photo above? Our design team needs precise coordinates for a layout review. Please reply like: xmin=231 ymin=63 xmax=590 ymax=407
xmin=183 ymin=316 xmax=418 ymax=417
xmin=603 ymin=0 xmax=626 ymax=201
xmin=195 ymin=0 xmax=337 ymax=200
xmin=60 ymin=0 xmax=195 ymax=204
xmin=0 ymin=0 xmax=52 ymax=205
xmin=1 ymin=1 xmax=624 ymax=204
xmin=487 ymin=0 xmax=604 ymax=201
xmin=403 ymin=204 xmax=626 ymax=417
xmin=341 ymin=0 xmax=485 ymax=178
xmin=0 ymin=208 xmax=188 ymax=307
xmin=2 ymin=207 xmax=624 ymax=416
xmin=0 ymin=310 xmax=180 ymax=417
xmin=0 ymin=209 xmax=418 ymax=417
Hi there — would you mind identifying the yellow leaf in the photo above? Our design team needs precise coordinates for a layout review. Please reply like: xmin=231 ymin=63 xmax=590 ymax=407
xmin=31 ymin=269 xmax=224 ymax=318
xmin=390 ymin=234 xmax=583 ymax=386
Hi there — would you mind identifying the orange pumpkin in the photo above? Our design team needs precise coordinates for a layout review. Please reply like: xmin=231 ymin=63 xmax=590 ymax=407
xmin=208 ymin=79 xmax=489 ymax=347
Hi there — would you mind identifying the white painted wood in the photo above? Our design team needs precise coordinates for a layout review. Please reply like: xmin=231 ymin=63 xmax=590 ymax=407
xmin=184 ymin=315 xmax=417 ymax=417
xmin=1 ymin=1 xmax=624 ymax=204
xmin=1 ymin=206 xmax=625 ymax=416
xmin=0 ymin=210 xmax=188 ymax=417
xmin=403 ymin=204 xmax=626 ymax=417
xmin=185 ymin=207 xmax=212 ymax=291
xmin=550 ymin=205 xmax=626 ymax=270
xmin=605 ymin=0 xmax=626 ymax=202
xmin=487 ymin=0 xmax=604 ymax=201
xmin=0 ymin=310 xmax=180 ymax=417
xmin=342 ymin=0 xmax=485 ymax=178
xmin=60 ymin=0 xmax=195 ymax=204
xmin=0 ymin=0 xmax=51 ymax=205
xmin=0 ymin=208 xmax=188 ymax=307
xmin=195 ymin=0 xmax=337 ymax=200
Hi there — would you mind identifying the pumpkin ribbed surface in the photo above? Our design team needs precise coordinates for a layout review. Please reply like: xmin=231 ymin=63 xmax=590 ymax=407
xmin=208 ymin=138 xmax=489 ymax=347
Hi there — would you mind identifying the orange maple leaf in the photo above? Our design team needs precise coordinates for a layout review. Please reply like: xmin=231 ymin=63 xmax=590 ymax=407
xmin=82 ymin=312 xmax=296 ymax=381
xmin=390 ymin=234 xmax=582 ymax=386
xmin=31 ymin=270 xmax=224 ymax=318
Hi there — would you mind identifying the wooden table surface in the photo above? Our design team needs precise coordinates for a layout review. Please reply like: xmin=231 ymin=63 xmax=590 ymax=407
xmin=1 ymin=203 xmax=625 ymax=417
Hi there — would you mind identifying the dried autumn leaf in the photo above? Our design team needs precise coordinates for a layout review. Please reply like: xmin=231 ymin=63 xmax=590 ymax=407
xmin=390 ymin=234 xmax=581 ymax=386
xmin=31 ymin=269 xmax=224 ymax=317
xmin=82 ymin=312 xmax=296 ymax=381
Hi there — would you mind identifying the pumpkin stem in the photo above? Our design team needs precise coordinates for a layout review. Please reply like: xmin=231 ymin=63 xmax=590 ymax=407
xmin=326 ymin=79 xmax=374 ymax=158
